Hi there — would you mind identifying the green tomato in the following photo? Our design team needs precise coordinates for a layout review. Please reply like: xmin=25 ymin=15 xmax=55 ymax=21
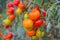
xmin=24 ymin=14 xmax=28 ymax=19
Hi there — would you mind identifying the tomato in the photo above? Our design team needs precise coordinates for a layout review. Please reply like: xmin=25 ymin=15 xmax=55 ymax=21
xmin=4 ymin=25 xmax=9 ymax=29
xmin=16 ymin=8 xmax=22 ymax=15
xmin=34 ymin=19 xmax=44 ymax=28
xmin=18 ymin=3 xmax=24 ymax=9
xmin=29 ymin=10 xmax=41 ymax=21
xmin=26 ymin=30 xmax=35 ymax=37
xmin=0 ymin=29 xmax=2 ymax=36
xmin=3 ymin=19 xmax=11 ymax=25
xmin=31 ymin=36 xmax=39 ymax=40
xmin=3 ymin=35 xmax=7 ymax=40
xmin=32 ymin=6 xmax=39 ymax=11
xmin=42 ymin=32 xmax=45 ymax=37
xmin=36 ymin=28 xmax=41 ymax=38
xmin=7 ymin=2 xmax=14 ymax=8
xmin=0 ymin=14 xmax=2 ymax=19
xmin=7 ymin=32 xmax=13 ymax=39
xmin=14 ymin=0 xmax=19 ymax=6
xmin=8 ymin=14 xmax=15 ymax=21
xmin=6 ymin=38 xmax=11 ymax=40
xmin=7 ymin=7 xmax=14 ymax=15
xmin=42 ymin=11 xmax=46 ymax=17
xmin=24 ymin=14 xmax=28 ymax=19
xmin=23 ymin=19 xmax=33 ymax=30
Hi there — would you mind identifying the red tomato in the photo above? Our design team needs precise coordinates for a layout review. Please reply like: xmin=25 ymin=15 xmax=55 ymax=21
xmin=7 ymin=32 xmax=13 ymax=39
xmin=7 ymin=7 xmax=14 ymax=15
xmin=0 ymin=14 xmax=2 ymax=19
xmin=8 ymin=14 xmax=15 ymax=21
xmin=4 ymin=25 xmax=9 ymax=29
xmin=18 ymin=3 xmax=24 ymax=9
xmin=7 ymin=2 xmax=14 ymax=8
xmin=42 ymin=11 xmax=46 ymax=17
xmin=34 ymin=19 xmax=44 ymax=28
xmin=29 ymin=10 xmax=41 ymax=21
xmin=32 ymin=6 xmax=39 ymax=11
xmin=14 ymin=0 xmax=19 ymax=6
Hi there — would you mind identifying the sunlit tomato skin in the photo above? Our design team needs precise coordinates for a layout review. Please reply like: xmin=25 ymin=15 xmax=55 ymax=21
xmin=23 ymin=19 xmax=33 ymax=29
xmin=42 ymin=11 xmax=46 ymax=17
xmin=36 ymin=28 xmax=41 ymax=38
xmin=8 ymin=14 xmax=15 ymax=21
xmin=29 ymin=10 xmax=41 ymax=21
xmin=3 ymin=19 xmax=11 ymax=25
xmin=26 ymin=30 xmax=35 ymax=37
xmin=14 ymin=0 xmax=19 ymax=6
xmin=4 ymin=25 xmax=9 ymax=29
xmin=7 ymin=7 xmax=14 ymax=15
xmin=18 ymin=3 xmax=24 ymax=9
xmin=7 ymin=32 xmax=13 ymax=39
xmin=16 ymin=8 xmax=22 ymax=15
xmin=34 ymin=19 xmax=44 ymax=28
xmin=7 ymin=2 xmax=14 ymax=8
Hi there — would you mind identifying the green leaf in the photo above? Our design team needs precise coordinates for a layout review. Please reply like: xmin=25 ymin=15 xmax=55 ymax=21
xmin=0 ymin=37 xmax=2 ymax=40
xmin=31 ymin=0 xmax=43 ymax=6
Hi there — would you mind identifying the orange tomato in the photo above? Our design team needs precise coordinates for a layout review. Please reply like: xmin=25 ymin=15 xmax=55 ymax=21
xmin=29 ymin=10 xmax=41 ymax=21
xmin=23 ymin=19 xmax=33 ymax=29
xmin=18 ymin=2 xmax=24 ymax=9
xmin=26 ymin=30 xmax=35 ymax=37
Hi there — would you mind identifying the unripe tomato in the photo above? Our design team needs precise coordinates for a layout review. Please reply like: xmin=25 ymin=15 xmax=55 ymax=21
xmin=8 ymin=14 xmax=15 ymax=21
xmin=29 ymin=10 xmax=41 ymax=21
xmin=42 ymin=11 xmax=46 ymax=17
xmin=34 ymin=19 xmax=44 ymax=28
xmin=24 ymin=27 xmax=32 ymax=31
xmin=42 ymin=32 xmax=45 ymax=37
xmin=18 ymin=3 xmax=24 ymax=9
xmin=3 ymin=19 xmax=11 ymax=25
xmin=36 ymin=28 xmax=41 ymax=38
xmin=14 ymin=0 xmax=19 ymax=6
xmin=16 ymin=8 xmax=22 ymax=15
xmin=24 ymin=14 xmax=28 ymax=19
xmin=26 ymin=30 xmax=35 ymax=37
xmin=7 ymin=32 xmax=13 ymax=39
xmin=23 ymin=19 xmax=33 ymax=29
xmin=7 ymin=7 xmax=14 ymax=15
xmin=31 ymin=36 xmax=39 ymax=40
xmin=4 ymin=25 xmax=9 ymax=29
xmin=7 ymin=2 xmax=14 ymax=8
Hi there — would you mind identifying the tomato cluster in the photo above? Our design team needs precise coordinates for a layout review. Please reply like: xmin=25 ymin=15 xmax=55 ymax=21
xmin=2 ymin=32 xmax=13 ymax=40
xmin=1 ymin=0 xmax=47 ymax=40
xmin=2 ymin=0 xmax=25 ymax=40
xmin=23 ymin=6 xmax=47 ymax=40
